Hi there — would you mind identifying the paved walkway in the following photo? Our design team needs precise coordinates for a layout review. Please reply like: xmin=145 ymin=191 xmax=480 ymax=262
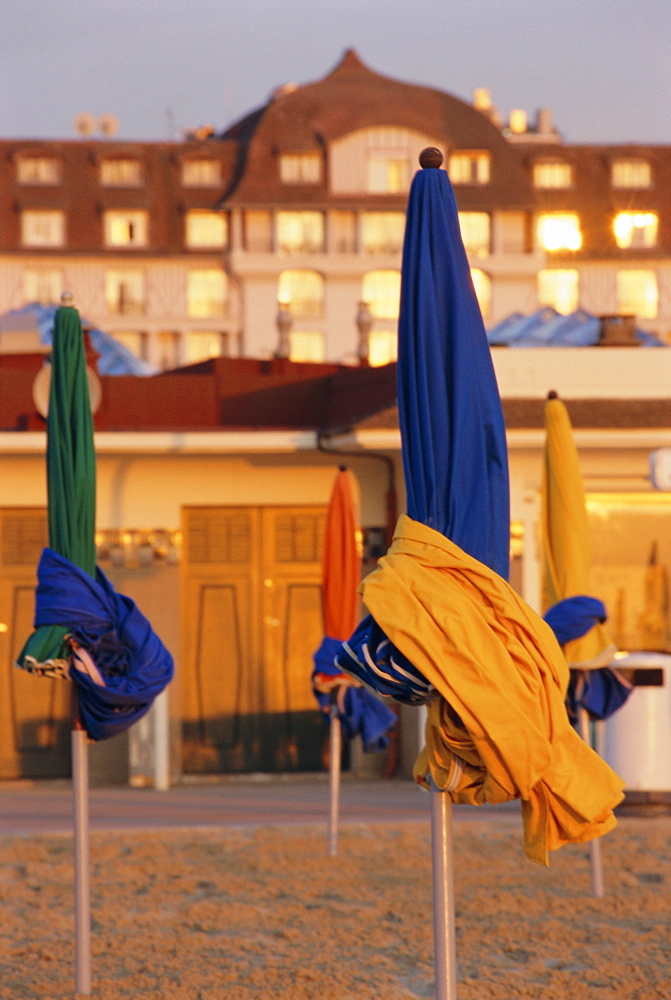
xmin=0 ymin=774 xmax=520 ymax=837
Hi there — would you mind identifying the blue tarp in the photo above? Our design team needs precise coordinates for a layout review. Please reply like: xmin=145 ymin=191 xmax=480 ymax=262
xmin=1 ymin=303 xmax=156 ymax=375
xmin=487 ymin=307 xmax=664 ymax=348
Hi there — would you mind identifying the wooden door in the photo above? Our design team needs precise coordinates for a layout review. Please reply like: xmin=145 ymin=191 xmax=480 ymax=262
xmin=181 ymin=505 xmax=326 ymax=773
xmin=0 ymin=508 xmax=71 ymax=779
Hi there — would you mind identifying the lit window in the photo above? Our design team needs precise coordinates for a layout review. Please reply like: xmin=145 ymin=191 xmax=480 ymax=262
xmin=20 ymin=210 xmax=65 ymax=247
xmin=538 ymin=269 xmax=579 ymax=314
xmin=185 ymin=210 xmax=228 ymax=248
xmin=458 ymin=212 xmax=490 ymax=257
xmin=100 ymin=159 xmax=143 ymax=186
xmin=186 ymin=331 xmax=227 ymax=362
xmin=369 ymin=330 xmax=397 ymax=366
xmin=470 ymin=269 xmax=492 ymax=319
xmin=276 ymin=211 xmax=324 ymax=253
xmin=187 ymin=269 xmax=228 ymax=318
xmin=23 ymin=269 xmax=62 ymax=304
xmin=536 ymin=213 xmax=582 ymax=251
xmin=105 ymin=270 xmax=145 ymax=316
xmin=613 ymin=212 xmax=658 ymax=249
xmin=16 ymin=157 xmax=60 ymax=184
xmin=361 ymin=212 xmax=405 ymax=255
xmin=366 ymin=154 xmax=410 ymax=193
xmin=616 ymin=270 xmax=658 ymax=319
xmin=278 ymin=270 xmax=324 ymax=318
xmin=288 ymin=331 xmax=324 ymax=362
xmin=157 ymin=331 xmax=182 ymax=370
xmin=611 ymin=160 xmax=651 ymax=189
xmin=181 ymin=160 xmax=221 ymax=186
xmin=533 ymin=161 xmax=572 ymax=188
xmin=362 ymin=271 xmax=401 ymax=319
xmin=110 ymin=331 xmax=148 ymax=360
xmin=103 ymin=210 xmax=148 ymax=247
xmin=280 ymin=153 xmax=321 ymax=184
xmin=448 ymin=152 xmax=490 ymax=185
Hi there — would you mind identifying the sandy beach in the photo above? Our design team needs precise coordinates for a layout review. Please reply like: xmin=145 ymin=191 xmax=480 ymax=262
xmin=1 ymin=802 xmax=669 ymax=1000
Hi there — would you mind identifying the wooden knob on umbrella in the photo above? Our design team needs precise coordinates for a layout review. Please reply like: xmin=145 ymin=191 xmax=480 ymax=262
xmin=547 ymin=389 xmax=559 ymax=399
xmin=419 ymin=147 xmax=443 ymax=169
xmin=61 ymin=291 xmax=75 ymax=306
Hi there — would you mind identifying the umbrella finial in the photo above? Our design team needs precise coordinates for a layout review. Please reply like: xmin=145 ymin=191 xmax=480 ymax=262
xmin=60 ymin=291 xmax=75 ymax=306
xmin=547 ymin=389 xmax=559 ymax=399
xmin=419 ymin=147 xmax=443 ymax=169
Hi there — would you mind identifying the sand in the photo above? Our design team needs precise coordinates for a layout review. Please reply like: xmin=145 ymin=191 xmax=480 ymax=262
xmin=1 ymin=811 xmax=669 ymax=1000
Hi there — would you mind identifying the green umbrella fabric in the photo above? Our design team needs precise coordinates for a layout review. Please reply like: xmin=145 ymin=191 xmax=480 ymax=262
xmin=17 ymin=304 xmax=96 ymax=674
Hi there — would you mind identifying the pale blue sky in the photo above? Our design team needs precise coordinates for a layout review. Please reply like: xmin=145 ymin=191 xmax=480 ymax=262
xmin=1 ymin=0 xmax=669 ymax=144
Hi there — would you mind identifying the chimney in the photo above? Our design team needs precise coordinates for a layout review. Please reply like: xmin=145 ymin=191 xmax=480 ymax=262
xmin=598 ymin=315 xmax=639 ymax=346
xmin=508 ymin=109 xmax=528 ymax=134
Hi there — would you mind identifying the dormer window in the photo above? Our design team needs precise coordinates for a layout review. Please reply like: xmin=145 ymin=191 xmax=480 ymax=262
xmin=100 ymin=159 xmax=143 ymax=186
xmin=16 ymin=156 xmax=61 ymax=185
xmin=614 ymin=212 xmax=658 ymax=249
xmin=533 ymin=161 xmax=572 ymax=189
xmin=279 ymin=153 xmax=321 ymax=184
xmin=611 ymin=159 xmax=651 ymax=189
xmin=448 ymin=151 xmax=490 ymax=185
xmin=181 ymin=159 xmax=221 ymax=187
xmin=366 ymin=154 xmax=410 ymax=193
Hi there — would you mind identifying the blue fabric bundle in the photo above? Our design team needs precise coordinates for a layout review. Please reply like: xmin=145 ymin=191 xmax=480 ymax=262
xmin=312 ymin=636 xmax=397 ymax=751
xmin=335 ymin=618 xmax=431 ymax=705
xmin=542 ymin=595 xmax=633 ymax=722
xmin=32 ymin=548 xmax=174 ymax=741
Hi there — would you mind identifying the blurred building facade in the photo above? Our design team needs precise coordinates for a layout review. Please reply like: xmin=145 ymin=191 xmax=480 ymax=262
xmin=0 ymin=48 xmax=670 ymax=370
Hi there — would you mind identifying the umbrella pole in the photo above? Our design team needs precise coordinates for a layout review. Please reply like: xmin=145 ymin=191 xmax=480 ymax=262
xmin=328 ymin=701 xmax=341 ymax=857
xmin=72 ymin=695 xmax=92 ymax=995
xmin=578 ymin=706 xmax=605 ymax=898
xmin=429 ymin=779 xmax=458 ymax=1000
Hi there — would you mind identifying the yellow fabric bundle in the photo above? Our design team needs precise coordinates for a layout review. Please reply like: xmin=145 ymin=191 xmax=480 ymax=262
xmin=361 ymin=514 xmax=624 ymax=865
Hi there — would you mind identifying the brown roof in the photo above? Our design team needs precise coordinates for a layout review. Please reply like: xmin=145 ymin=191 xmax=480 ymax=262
xmin=220 ymin=49 xmax=533 ymax=210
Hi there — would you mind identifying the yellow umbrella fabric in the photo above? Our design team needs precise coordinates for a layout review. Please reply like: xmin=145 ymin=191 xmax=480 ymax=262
xmin=360 ymin=514 xmax=624 ymax=866
xmin=542 ymin=394 xmax=616 ymax=667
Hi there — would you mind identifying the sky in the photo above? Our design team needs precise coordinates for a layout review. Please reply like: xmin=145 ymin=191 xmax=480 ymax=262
xmin=1 ymin=0 xmax=670 ymax=145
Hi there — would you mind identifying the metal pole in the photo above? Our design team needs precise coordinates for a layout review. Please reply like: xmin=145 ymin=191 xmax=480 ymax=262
xmin=71 ymin=711 xmax=92 ymax=995
xmin=429 ymin=779 xmax=458 ymax=1000
xmin=328 ymin=703 xmax=341 ymax=857
xmin=578 ymin=706 xmax=605 ymax=898
xmin=153 ymin=688 xmax=170 ymax=791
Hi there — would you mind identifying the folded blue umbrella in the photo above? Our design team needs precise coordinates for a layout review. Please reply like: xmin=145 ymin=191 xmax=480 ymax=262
xmin=312 ymin=636 xmax=397 ymax=751
xmin=31 ymin=547 xmax=174 ymax=741
xmin=543 ymin=595 xmax=633 ymax=722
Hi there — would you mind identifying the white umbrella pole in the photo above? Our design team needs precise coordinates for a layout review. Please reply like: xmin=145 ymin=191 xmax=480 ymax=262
xmin=578 ymin=706 xmax=604 ymax=898
xmin=72 ymin=706 xmax=92 ymax=995
xmin=153 ymin=688 xmax=170 ymax=791
xmin=328 ymin=704 xmax=341 ymax=857
xmin=429 ymin=779 xmax=458 ymax=1000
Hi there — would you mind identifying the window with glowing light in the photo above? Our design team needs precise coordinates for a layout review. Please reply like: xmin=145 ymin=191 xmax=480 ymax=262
xmin=288 ymin=331 xmax=325 ymax=362
xmin=448 ymin=151 xmax=490 ymax=185
xmin=470 ymin=269 xmax=491 ymax=319
xmin=276 ymin=212 xmax=324 ymax=253
xmin=105 ymin=270 xmax=145 ymax=316
xmin=532 ymin=161 xmax=572 ymax=188
xmin=361 ymin=270 xmax=401 ymax=319
xmin=458 ymin=212 xmax=490 ymax=257
xmin=536 ymin=213 xmax=582 ymax=252
xmin=181 ymin=160 xmax=221 ymax=187
xmin=187 ymin=269 xmax=228 ymax=318
xmin=104 ymin=210 xmax=148 ymax=247
xmin=277 ymin=270 xmax=324 ymax=318
xmin=611 ymin=160 xmax=651 ymax=189
xmin=21 ymin=210 xmax=65 ymax=247
xmin=361 ymin=212 xmax=405 ymax=255
xmin=185 ymin=210 xmax=228 ymax=248
xmin=616 ymin=270 xmax=658 ymax=319
xmin=100 ymin=159 xmax=143 ymax=186
xmin=23 ymin=269 xmax=63 ymax=304
xmin=613 ymin=212 xmax=658 ymax=249
xmin=538 ymin=269 xmax=579 ymax=314
xmin=17 ymin=157 xmax=61 ymax=184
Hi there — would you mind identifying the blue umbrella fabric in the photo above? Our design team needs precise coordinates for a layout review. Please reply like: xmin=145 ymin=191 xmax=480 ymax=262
xmin=30 ymin=548 xmax=174 ymax=741
xmin=543 ymin=595 xmax=633 ymax=723
xmin=336 ymin=150 xmax=624 ymax=865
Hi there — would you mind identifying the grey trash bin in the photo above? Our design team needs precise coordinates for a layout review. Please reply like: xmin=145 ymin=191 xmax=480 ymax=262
xmin=603 ymin=652 xmax=671 ymax=793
